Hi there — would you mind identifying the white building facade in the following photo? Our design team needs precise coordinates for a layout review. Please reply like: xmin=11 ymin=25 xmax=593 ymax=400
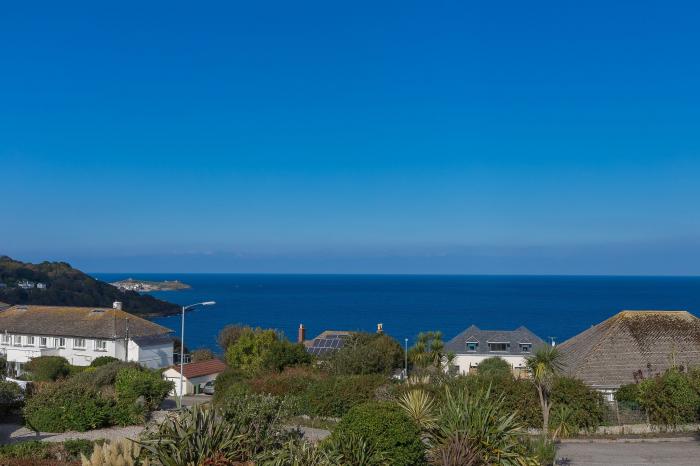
xmin=0 ymin=304 xmax=174 ymax=376
xmin=444 ymin=325 xmax=547 ymax=377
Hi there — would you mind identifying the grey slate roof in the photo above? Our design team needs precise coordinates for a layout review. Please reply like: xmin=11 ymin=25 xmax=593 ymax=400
xmin=445 ymin=325 xmax=546 ymax=355
xmin=0 ymin=305 xmax=172 ymax=339
xmin=558 ymin=310 xmax=700 ymax=390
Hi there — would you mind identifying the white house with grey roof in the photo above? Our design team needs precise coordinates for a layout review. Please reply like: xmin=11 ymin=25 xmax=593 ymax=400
xmin=0 ymin=303 xmax=174 ymax=376
xmin=445 ymin=325 xmax=547 ymax=376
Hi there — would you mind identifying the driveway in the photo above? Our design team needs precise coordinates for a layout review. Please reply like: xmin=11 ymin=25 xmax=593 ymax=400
xmin=557 ymin=437 xmax=700 ymax=465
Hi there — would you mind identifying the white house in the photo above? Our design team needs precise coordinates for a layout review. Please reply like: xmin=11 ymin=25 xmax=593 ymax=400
xmin=444 ymin=325 xmax=547 ymax=377
xmin=162 ymin=359 xmax=227 ymax=396
xmin=0 ymin=303 xmax=174 ymax=376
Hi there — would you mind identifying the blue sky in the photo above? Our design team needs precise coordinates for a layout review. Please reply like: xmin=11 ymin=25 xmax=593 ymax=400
xmin=2 ymin=1 xmax=699 ymax=274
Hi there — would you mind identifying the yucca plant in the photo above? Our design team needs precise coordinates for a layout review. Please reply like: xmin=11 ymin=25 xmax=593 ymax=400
xmin=426 ymin=433 xmax=482 ymax=466
xmin=397 ymin=389 xmax=437 ymax=432
xmin=431 ymin=386 xmax=538 ymax=466
xmin=259 ymin=438 xmax=338 ymax=466
xmin=550 ymin=404 xmax=576 ymax=440
xmin=323 ymin=433 xmax=389 ymax=466
xmin=138 ymin=404 xmax=244 ymax=466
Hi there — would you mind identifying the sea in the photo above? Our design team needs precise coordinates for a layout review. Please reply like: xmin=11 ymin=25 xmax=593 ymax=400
xmin=92 ymin=274 xmax=700 ymax=351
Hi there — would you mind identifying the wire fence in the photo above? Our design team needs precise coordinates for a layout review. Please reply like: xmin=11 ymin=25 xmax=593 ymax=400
xmin=603 ymin=401 xmax=648 ymax=426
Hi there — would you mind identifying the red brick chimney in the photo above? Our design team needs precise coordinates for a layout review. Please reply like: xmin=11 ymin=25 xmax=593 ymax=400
xmin=298 ymin=323 xmax=306 ymax=343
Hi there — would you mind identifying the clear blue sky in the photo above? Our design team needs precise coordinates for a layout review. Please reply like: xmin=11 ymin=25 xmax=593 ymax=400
xmin=2 ymin=1 xmax=699 ymax=274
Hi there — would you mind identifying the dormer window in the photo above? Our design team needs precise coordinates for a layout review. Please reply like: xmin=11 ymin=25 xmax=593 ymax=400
xmin=488 ymin=342 xmax=510 ymax=352
xmin=520 ymin=343 xmax=532 ymax=353
xmin=466 ymin=341 xmax=478 ymax=352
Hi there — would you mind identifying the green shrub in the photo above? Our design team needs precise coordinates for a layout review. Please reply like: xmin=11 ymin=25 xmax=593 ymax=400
xmin=23 ymin=382 xmax=113 ymax=432
xmin=225 ymin=328 xmax=310 ymax=376
xmin=551 ymin=376 xmax=608 ymax=431
xmin=333 ymin=401 xmax=425 ymax=466
xmin=638 ymin=368 xmax=700 ymax=426
xmin=90 ymin=356 xmax=119 ymax=367
xmin=212 ymin=368 xmax=251 ymax=404
xmin=0 ymin=380 xmax=23 ymax=414
xmin=615 ymin=383 xmax=640 ymax=408
xmin=62 ymin=439 xmax=95 ymax=459
xmin=298 ymin=374 xmax=387 ymax=418
xmin=115 ymin=367 xmax=172 ymax=411
xmin=247 ymin=366 xmax=325 ymax=397
xmin=25 ymin=356 xmax=70 ymax=381
xmin=328 ymin=332 xmax=403 ymax=376
xmin=477 ymin=357 xmax=513 ymax=378
xmin=0 ymin=440 xmax=51 ymax=459
xmin=190 ymin=348 xmax=215 ymax=363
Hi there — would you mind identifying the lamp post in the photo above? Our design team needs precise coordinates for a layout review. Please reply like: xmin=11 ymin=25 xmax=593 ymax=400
xmin=179 ymin=301 xmax=215 ymax=407
xmin=404 ymin=338 xmax=408 ymax=380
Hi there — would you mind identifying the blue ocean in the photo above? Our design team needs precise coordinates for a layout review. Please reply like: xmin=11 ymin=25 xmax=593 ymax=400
xmin=93 ymin=274 xmax=700 ymax=351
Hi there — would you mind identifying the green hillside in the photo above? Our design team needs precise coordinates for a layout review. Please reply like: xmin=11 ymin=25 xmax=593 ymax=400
xmin=0 ymin=256 xmax=180 ymax=316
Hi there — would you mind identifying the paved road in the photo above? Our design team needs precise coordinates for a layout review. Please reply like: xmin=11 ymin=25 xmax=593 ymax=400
xmin=557 ymin=438 xmax=700 ymax=465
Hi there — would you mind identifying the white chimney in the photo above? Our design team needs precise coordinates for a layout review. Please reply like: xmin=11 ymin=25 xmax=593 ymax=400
xmin=113 ymin=301 xmax=123 ymax=310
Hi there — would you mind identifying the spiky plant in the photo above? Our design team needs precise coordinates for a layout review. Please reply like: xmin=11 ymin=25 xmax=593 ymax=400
xmin=525 ymin=346 xmax=565 ymax=436
xmin=81 ymin=439 xmax=148 ymax=466
xmin=259 ymin=438 xmax=338 ymax=466
xmin=431 ymin=386 xmax=538 ymax=466
xmin=426 ymin=433 xmax=482 ymax=466
xmin=323 ymin=433 xmax=389 ymax=466
xmin=138 ymin=404 xmax=244 ymax=466
xmin=397 ymin=389 xmax=437 ymax=432
xmin=550 ymin=404 xmax=576 ymax=440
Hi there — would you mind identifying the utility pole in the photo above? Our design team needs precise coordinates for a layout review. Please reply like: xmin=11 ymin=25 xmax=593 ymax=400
xmin=124 ymin=318 xmax=130 ymax=362
xmin=404 ymin=338 xmax=408 ymax=380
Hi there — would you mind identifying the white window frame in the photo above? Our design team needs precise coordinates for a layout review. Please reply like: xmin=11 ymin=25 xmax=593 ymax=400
xmin=39 ymin=337 xmax=48 ymax=348
xmin=95 ymin=339 xmax=108 ymax=351
xmin=12 ymin=335 xmax=22 ymax=347
xmin=25 ymin=336 xmax=35 ymax=346
xmin=73 ymin=338 xmax=86 ymax=349
xmin=466 ymin=341 xmax=478 ymax=352
xmin=1 ymin=334 xmax=10 ymax=345
xmin=519 ymin=343 xmax=532 ymax=353
xmin=55 ymin=337 xmax=66 ymax=348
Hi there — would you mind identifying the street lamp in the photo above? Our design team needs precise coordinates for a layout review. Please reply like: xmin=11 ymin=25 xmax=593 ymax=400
xmin=404 ymin=338 xmax=408 ymax=380
xmin=179 ymin=301 xmax=215 ymax=407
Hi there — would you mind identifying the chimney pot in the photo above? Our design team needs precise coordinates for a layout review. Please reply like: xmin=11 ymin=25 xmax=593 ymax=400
xmin=113 ymin=301 xmax=123 ymax=310
xmin=298 ymin=323 xmax=306 ymax=343
xmin=377 ymin=323 xmax=383 ymax=334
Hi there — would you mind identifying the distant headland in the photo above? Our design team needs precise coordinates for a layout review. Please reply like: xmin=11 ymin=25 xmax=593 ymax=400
xmin=110 ymin=278 xmax=191 ymax=292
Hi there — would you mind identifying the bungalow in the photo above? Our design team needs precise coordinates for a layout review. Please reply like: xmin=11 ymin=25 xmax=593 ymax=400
xmin=558 ymin=310 xmax=700 ymax=401
xmin=298 ymin=323 xmax=385 ymax=356
xmin=444 ymin=325 xmax=547 ymax=376
xmin=162 ymin=358 xmax=227 ymax=396
xmin=0 ymin=303 xmax=174 ymax=375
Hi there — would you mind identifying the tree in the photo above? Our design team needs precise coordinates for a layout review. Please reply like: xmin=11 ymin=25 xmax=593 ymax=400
xmin=409 ymin=331 xmax=451 ymax=371
xmin=191 ymin=348 xmax=215 ymax=363
xmin=218 ymin=324 xmax=249 ymax=351
xmin=477 ymin=357 xmax=512 ymax=378
xmin=525 ymin=346 xmax=565 ymax=436
xmin=329 ymin=332 xmax=404 ymax=375
xmin=225 ymin=327 xmax=310 ymax=376
xmin=25 ymin=356 xmax=70 ymax=381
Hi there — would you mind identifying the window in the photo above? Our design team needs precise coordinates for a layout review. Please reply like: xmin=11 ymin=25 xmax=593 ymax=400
xmin=55 ymin=337 xmax=66 ymax=348
xmin=466 ymin=342 xmax=478 ymax=352
xmin=26 ymin=336 xmax=35 ymax=346
xmin=12 ymin=335 xmax=22 ymax=346
xmin=1 ymin=334 xmax=9 ymax=345
xmin=39 ymin=337 xmax=48 ymax=348
xmin=73 ymin=338 xmax=86 ymax=349
xmin=519 ymin=343 xmax=532 ymax=353
xmin=488 ymin=342 xmax=510 ymax=352
xmin=95 ymin=340 xmax=107 ymax=351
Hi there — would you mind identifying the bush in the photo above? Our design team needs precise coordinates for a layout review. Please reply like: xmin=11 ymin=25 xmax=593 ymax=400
xmin=24 ymin=382 xmax=113 ymax=432
xmin=90 ymin=356 xmax=119 ymax=367
xmin=25 ymin=356 xmax=70 ymax=381
xmin=115 ymin=367 xmax=172 ymax=411
xmin=638 ymin=368 xmax=700 ymax=426
xmin=333 ymin=401 xmax=425 ymax=466
xmin=477 ymin=357 xmax=512 ymax=378
xmin=328 ymin=333 xmax=403 ymax=376
xmin=298 ymin=374 xmax=388 ymax=418
xmin=0 ymin=380 xmax=23 ymax=414
xmin=225 ymin=328 xmax=310 ymax=376
xmin=615 ymin=382 xmax=640 ymax=408
xmin=551 ymin=377 xmax=608 ymax=432
xmin=191 ymin=348 xmax=215 ymax=363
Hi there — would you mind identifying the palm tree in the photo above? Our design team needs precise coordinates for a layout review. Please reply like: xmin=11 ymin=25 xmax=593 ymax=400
xmin=525 ymin=346 xmax=565 ymax=436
